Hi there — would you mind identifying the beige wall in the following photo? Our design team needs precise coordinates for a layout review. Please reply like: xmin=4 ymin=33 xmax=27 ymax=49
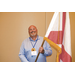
xmin=0 ymin=12 xmax=75 ymax=62
xmin=69 ymin=12 xmax=75 ymax=62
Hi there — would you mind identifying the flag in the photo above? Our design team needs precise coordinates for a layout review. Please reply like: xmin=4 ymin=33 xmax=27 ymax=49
xmin=44 ymin=12 xmax=72 ymax=62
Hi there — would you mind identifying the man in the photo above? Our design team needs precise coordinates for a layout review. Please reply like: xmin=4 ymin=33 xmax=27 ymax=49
xmin=19 ymin=25 xmax=52 ymax=62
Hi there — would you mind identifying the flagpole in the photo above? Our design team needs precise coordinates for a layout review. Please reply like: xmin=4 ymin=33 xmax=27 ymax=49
xmin=35 ymin=40 xmax=45 ymax=62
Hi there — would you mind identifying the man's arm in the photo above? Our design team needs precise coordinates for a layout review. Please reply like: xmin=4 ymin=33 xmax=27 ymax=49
xmin=19 ymin=41 xmax=29 ymax=62
xmin=39 ymin=41 xmax=52 ymax=56
xmin=43 ymin=41 xmax=52 ymax=56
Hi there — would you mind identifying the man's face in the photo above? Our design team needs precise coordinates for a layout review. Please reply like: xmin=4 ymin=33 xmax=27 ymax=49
xmin=28 ymin=25 xmax=37 ymax=37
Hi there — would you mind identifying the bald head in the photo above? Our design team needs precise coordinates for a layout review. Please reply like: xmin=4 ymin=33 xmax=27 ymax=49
xmin=28 ymin=25 xmax=37 ymax=30
xmin=28 ymin=25 xmax=38 ymax=37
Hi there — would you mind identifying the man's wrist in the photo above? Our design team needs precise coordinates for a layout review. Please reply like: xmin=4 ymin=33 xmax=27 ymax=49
xmin=42 ymin=49 xmax=44 ymax=54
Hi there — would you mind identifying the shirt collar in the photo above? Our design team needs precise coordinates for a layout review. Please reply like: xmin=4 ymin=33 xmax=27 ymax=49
xmin=29 ymin=35 xmax=40 ymax=41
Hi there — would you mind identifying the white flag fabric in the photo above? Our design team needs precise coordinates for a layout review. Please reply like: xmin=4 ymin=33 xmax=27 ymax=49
xmin=45 ymin=12 xmax=72 ymax=62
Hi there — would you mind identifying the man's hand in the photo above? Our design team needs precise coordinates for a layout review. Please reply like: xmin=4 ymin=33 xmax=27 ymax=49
xmin=39 ymin=47 xmax=44 ymax=54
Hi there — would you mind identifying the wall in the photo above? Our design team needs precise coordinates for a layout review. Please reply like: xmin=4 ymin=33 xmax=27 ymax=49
xmin=69 ymin=12 xmax=75 ymax=62
xmin=0 ymin=12 xmax=75 ymax=62
xmin=0 ymin=12 xmax=45 ymax=62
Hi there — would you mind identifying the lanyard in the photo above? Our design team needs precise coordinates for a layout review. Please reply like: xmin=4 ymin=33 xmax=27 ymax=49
xmin=29 ymin=37 xmax=38 ymax=48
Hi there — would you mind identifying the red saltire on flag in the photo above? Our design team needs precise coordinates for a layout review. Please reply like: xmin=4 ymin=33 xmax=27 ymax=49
xmin=44 ymin=12 xmax=72 ymax=62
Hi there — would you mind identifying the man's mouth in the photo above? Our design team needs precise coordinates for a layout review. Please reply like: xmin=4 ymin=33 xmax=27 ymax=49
xmin=31 ymin=31 xmax=35 ymax=33
xmin=30 ymin=31 xmax=37 ymax=36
